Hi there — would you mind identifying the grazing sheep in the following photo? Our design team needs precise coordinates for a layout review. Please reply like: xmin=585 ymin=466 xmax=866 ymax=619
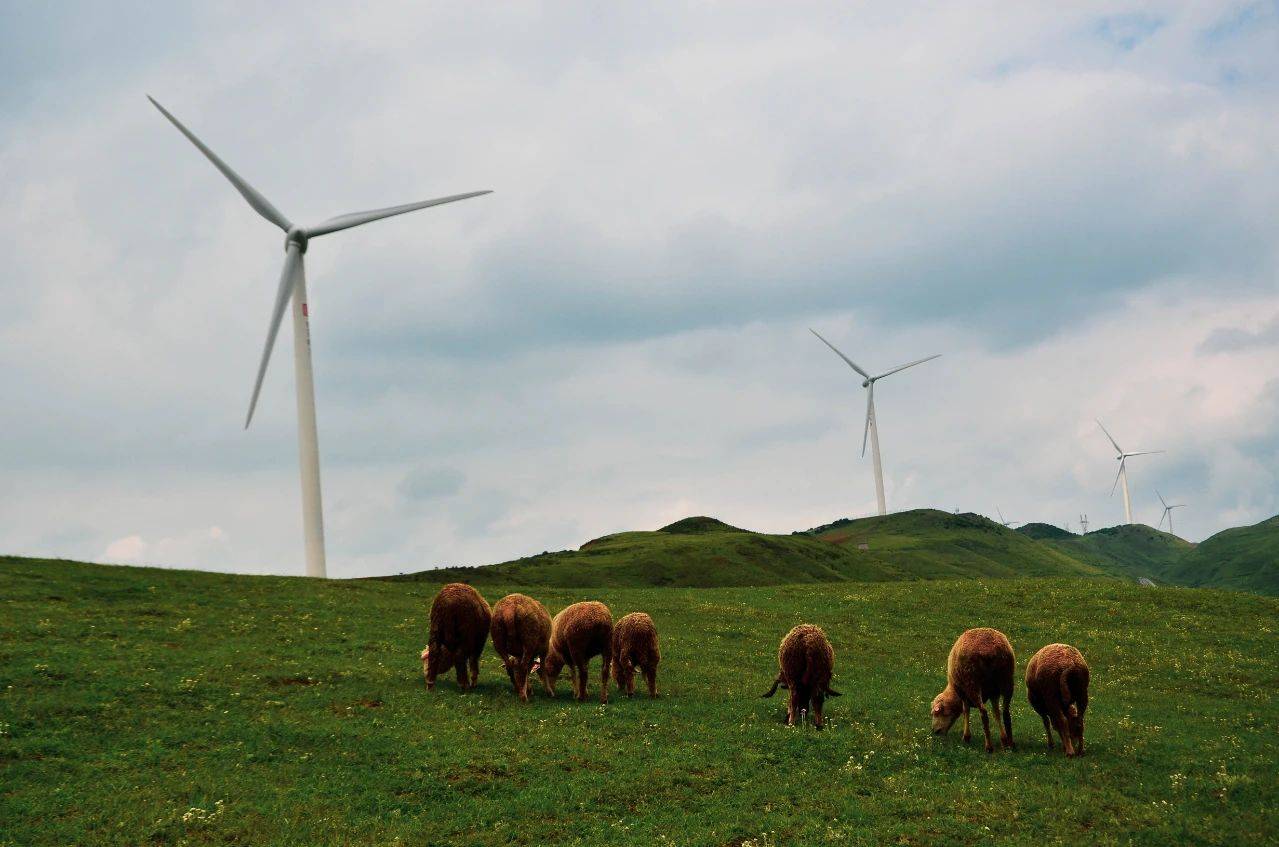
xmin=612 ymin=612 xmax=661 ymax=698
xmin=761 ymin=624 xmax=841 ymax=728
xmin=490 ymin=593 xmax=554 ymax=702
xmin=931 ymin=627 xmax=1015 ymax=752
xmin=1026 ymin=643 xmax=1090 ymax=756
xmin=544 ymin=601 xmax=613 ymax=704
xmin=422 ymin=583 xmax=491 ymax=692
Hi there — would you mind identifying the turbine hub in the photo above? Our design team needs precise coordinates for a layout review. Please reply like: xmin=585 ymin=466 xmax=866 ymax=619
xmin=286 ymin=227 xmax=309 ymax=253
xmin=862 ymin=379 xmax=872 ymax=388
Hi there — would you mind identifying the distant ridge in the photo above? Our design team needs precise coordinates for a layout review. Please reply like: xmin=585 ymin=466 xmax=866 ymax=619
xmin=391 ymin=509 xmax=1107 ymax=588
xmin=1017 ymin=522 xmax=1074 ymax=540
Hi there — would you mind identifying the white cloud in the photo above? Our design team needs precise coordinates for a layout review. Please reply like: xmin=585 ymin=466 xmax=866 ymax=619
xmin=2 ymin=3 xmax=1277 ymax=576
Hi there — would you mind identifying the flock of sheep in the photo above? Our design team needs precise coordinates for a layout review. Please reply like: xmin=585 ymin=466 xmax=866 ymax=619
xmin=420 ymin=583 xmax=1091 ymax=757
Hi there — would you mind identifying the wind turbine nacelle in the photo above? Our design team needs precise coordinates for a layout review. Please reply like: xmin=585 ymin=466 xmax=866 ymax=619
xmin=862 ymin=379 xmax=872 ymax=388
xmin=285 ymin=227 xmax=309 ymax=253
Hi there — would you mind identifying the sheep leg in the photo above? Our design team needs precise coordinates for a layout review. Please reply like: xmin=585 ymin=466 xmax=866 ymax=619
xmin=977 ymin=702 xmax=994 ymax=753
xmin=504 ymin=660 xmax=518 ymax=690
xmin=574 ymin=660 xmax=589 ymax=702
xmin=644 ymin=665 xmax=658 ymax=698
xmin=468 ymin=655 xmax=480 ymax=690
xmin=599 ymin=653 xmax=611 ymax=705
xmin=992 ymin=696 xmax=1012 ymax=752
xmin=1053 ymin=711 xmax=1076 ymax=757
xmin=513 ymin=661 xmax=530 ymax=704
xmin=1001 ymin=692 xmax=1014 ymax=749
xmin=1041 ymin=713 xmax=1054 ymax=748
xmin=454 ymin=657 xmax=469 ymax=691
xmin=961 ymin=706 xmax=972 ymax=743
xmin=786 ymin=687 xmax=802 ymax=726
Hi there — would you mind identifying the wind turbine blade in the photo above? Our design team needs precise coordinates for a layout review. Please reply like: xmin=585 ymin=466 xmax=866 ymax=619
xmin=1096 ymin=419 xmax=1123 ymax=454
xmin=875 ymin=353 xmax=941 ymax=380
xmin=305 ymin=191 xmax=492 ymax=238
xmin=245 ymin=244 xmax=304 ymax=428
xmin=1156 ymin=490 xmax=1167 ymax=509
xmin=997 ymin=507 xmax=1006 ymax=524
xmin=1110 ymin=458 xmax=1125 ymax=496
xmin=861 ymin=381 xmax=874 ymax=457
xmin=1158 ymin=510 xmax=1168 ymax=529
xmin=148 ymin=96 xmax=291 ymax=233
xmin=809 ymin=329 xmax=870 ymax=379
xmin=1124 ymin=450 xmax=1164 ymax=457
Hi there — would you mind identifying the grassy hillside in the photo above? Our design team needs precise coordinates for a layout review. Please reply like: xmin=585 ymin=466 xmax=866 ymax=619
xmin=1169 ymin=515 xmax=1279 ymax=595
xmin=1025 ymin=524 xmax=1194 ymax=583
xmin=404 ymin=510 xmax=1106 ymax=588
xmin=2 ymin=556 xmax=1276 ymax=846
xmin=407 ymin=517 xmax=908 ymax=587
xmin=803 ymin=509 xmax=1105 ymax=579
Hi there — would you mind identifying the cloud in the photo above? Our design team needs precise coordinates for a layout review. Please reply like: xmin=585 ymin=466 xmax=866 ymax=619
xmin=1198 ymin=313 xmax=1279 ymax=353
xmin=397 ymin=466 xmax=465 ymax=502
xmin=2 ymin=3 xmax=1277 ymax=576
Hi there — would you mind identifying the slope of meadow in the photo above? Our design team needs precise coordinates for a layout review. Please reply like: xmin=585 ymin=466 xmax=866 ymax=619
xmin=2 ymin=556 xmax=1276 ymax=846
xmin=1025 ymin=523 xmax=1193 ymax=584
xmin=401 ymin=510 xmax=1107 ymax=588
xmin=1169 ymin=515 xmax=1279 ymax=595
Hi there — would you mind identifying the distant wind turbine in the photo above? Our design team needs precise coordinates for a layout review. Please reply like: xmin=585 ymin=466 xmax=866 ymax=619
xmin=810 ymin=329 xmax=940 ymax=516
xmin=150 ymin=97 xmax=491 ymax=578
xmin=996 ymin=507 xmax=1021 ymax=528
xmin=1156 ymin=491 xmax=1185 ymax=535
xmin=1096 ymin=420 xmax=1163 ymax=525
xmin=1079 ymin=513 xmax=1089 ymax=534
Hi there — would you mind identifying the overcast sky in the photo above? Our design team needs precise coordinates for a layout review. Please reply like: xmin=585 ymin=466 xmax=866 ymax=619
xmin=2 ymin=2 xmax=1276 ymax=577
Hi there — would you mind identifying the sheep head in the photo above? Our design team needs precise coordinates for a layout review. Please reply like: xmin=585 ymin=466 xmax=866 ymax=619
xmin=931 ymin=688 xmax=963 ymax=734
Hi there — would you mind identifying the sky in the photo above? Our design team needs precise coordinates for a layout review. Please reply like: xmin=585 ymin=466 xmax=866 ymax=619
xmin=2 ymin=1 xmax=1277 ymax=578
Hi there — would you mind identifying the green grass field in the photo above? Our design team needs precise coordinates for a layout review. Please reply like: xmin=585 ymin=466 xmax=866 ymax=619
xmin=3 ymin=556 xmax=1277 ymax=846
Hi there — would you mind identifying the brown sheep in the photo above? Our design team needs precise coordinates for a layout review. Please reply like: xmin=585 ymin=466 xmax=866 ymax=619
xmin=612 ymin=612 xmax=661 ymax=698
xmin=422 ymin=583 xmax=491 ymax=692
xmin=761 ymin=624 xmax=841 ymax=728
xmin=544 ymin=601 xmax=613 ymax=704
xmin=931 ymin=627 xmax=1015 ymax=752
xmin=490 ymin=593 xmax=553 ymax=702
xmin=1025 ymin=643 xmax=1090 ymax=756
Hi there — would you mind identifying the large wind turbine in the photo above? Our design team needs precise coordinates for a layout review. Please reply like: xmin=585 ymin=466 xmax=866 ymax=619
xmin=1155 ymin=491 xmax=1185 ymax=535
xmin=810 ymin=329 xmax=940 ymax=516
xmin=150 ymin=97 xmax=490 ymax=578
xmin=1096 ymin=420 xmax=1162 ymax=526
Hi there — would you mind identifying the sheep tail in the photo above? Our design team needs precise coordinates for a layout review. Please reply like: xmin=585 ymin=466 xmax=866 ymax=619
xmin=825 ymin=685 xmax=842 ymax=697
xmin=761 ymin=675 xmax=782 ymax=698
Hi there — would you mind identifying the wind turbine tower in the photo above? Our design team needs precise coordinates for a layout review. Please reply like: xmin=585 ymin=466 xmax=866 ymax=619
xmin=1156 ymin=491 xmax=1185 ymax=535
xmin=1097 ymin=420 xmax=1163 ymax=525
xmin=151 ymin=97 xmax=491 ymax=577
xmin=1079 ymin=513 xmax=1089 ymax=534
xmin=811 ymin=329 xmax=939 ymax=516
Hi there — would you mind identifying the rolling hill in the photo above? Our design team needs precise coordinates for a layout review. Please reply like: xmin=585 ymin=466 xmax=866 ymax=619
xmin=395 ymin=516 xmax=910 ymax=587
xmin=394 ymin=508 xmax=1279 ymax=595
xmin=1166 ymin=515 xmax=1279 ymax=595
xmin=396 ymin=509 xmax=1107 ymax=588
xmin=1018 ymin=522 xmax=1193 ymax=583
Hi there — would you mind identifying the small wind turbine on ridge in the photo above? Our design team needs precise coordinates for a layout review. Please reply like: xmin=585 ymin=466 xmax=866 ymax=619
xmin=1156 ymin=491 xmax=1185 ymax=535
xmin=810 ymin=328 xmax=939 ymax=516
xmin=1097 ymin=419 xmax=1163 ymax=525
xmin=996 ymin=507 xmax=1020 ymax=528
